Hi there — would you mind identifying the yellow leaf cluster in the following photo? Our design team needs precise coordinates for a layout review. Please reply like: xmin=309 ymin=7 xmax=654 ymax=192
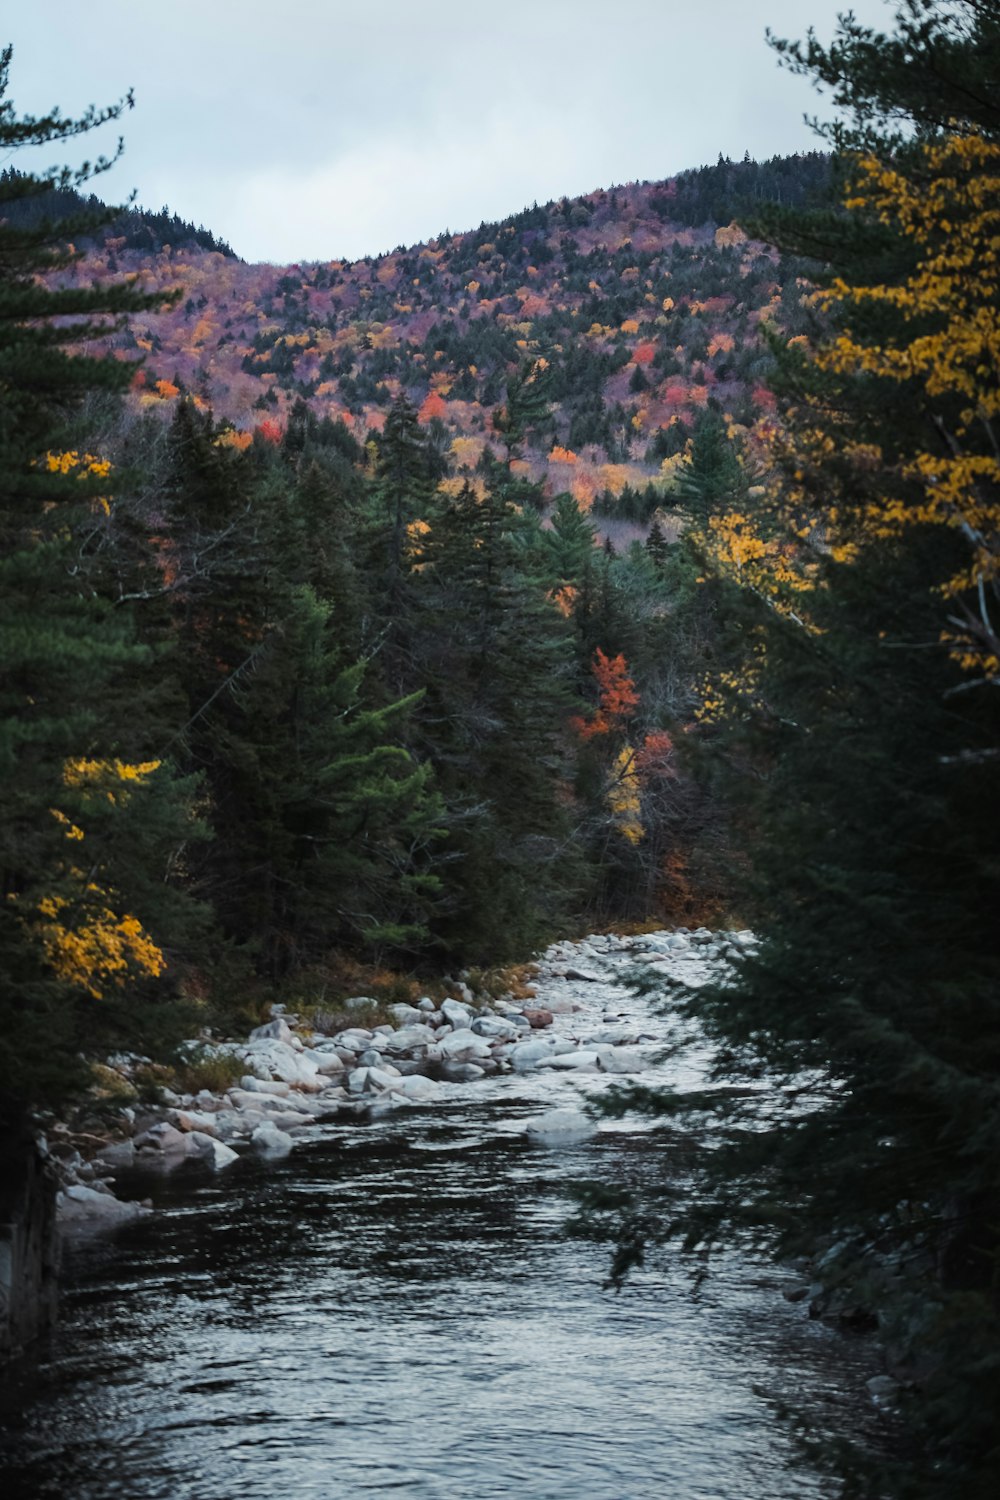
xmin=607 ymin=746 xmax=643 ymax=845
xmin=63 ymin=758 xmax=161 ymax=806
xmin=803 ymin=132 xmax=1000 ymax=674
xmin=35 ymin=892 xmax=165 ymax=1000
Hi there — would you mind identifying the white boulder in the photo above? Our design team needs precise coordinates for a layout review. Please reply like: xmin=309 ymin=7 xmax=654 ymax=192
xmin=389 ymin=1074 xmax=442 ymax=1102
xmin=188 ymin=1132 xmax=239 ymax=1170
xmin=58 ymin=1185 xmax=151 ymax=1226
xmin=251 ymin=1119 xmax=294 ymax=1154
xmin=441 ymin=998 xmax=473 ymax=1028
xmin=381 ymin=1024 xmax=438 ymax=1053
xmin=597 ymin=1048 xmax=649 ymax=1075
xmin=438 ymin=1029 xmax=492 ymax=1062
xmin=540 ymin=1050 xmax=603 ymax=1070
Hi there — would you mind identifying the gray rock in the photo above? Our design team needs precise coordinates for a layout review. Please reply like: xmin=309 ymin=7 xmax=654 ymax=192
xmin=249 ymin=1017 xmax=295 ymax=1046
xmin=333 ymin=1027 xmax=375 ymax=1050
xmin=240 ymin=1039 xmax=323 ymax=1091
xmin=866 ymin=1375 xmax=900 ymax=1408
xmin=417 ymin=997 xmax=436 ymax=1013
xmin=439 ymin=1062 xmax=485 ymax=1083
xmin=250 ymin=1119 xmax=294 ymax=1155
xmin=239 ymin=1075 xmax=292 ymax=1095
xmin=381 ymin=1024 xmax=438 ymax=1053
xmin=264 ymin=1111 xmax=317 ymax=1131
xmin=209 ymin=1110 xmax=252 ymax=1142
xmin=389 ymin=1074 xmax=442 ymax=1102
xmin=564 ymin=967 xmax=601 ymax=982
xmin=470 ymin=1016 xmax=519 ymax=1040
xmin=347 ymin=1066 xmax=397 ymax=1094
xmin=134 ymin=1122 xmax=192 ymax=1155
xmin=596 ymin=1048 xmax=648 ymax=1075
xmin=188 ymin=1132 xmax=239 ymax=1170
xmin=94 ymin=1139 xmax=135 ymax=1170
xmin=509 ymin=1039 xmax=556 ymax=1071
xmin=388 ymin=1004 xmax=425 ymax=1026
xmin=540 ymin=1050 xmax=602 ymax=1071
xmin=229 ymin=1089 xmax=316 ymax=1116
xmin=171 ymin=1109 xmax=220 ymax=1135
xmin=301 ymin=1048 xmax=344 ymax=1075
xmin=358 ymin=1048 xmax=383 ymax=1068
xmin=58 ymin=1185 xmax=151 ymax=1227
xmin=438 ymin=1029 xmax=492 ymax=1062
xmin=441 ymin=998 xmax=473 ymax=1029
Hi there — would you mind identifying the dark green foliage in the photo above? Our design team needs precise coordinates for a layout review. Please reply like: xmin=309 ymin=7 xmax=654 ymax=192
xmin=0 ymin=49 xmax=201 ymax=1123
xmin=601 ymin=6 xmax=1000 ymax=1494
xmin=492 ymin=360 xmax=554 ymax=460
xmin=767 ymin=0 xmax=1000 ymax=151
xmin=656 ymin=151 xmax=832 ymax=228
xmin=681 ymin=539 xmax=1000 ymax=1498
xmin=411 ymin=477 xmax=583 ymax=959
xmin=0 ymin=167 xmax=237 ymax=257
xmin=673 ymin=409 xmax=747 ymax=524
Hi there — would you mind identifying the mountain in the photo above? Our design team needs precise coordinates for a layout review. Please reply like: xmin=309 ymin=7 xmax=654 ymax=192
xmin=49 ymin=152 xmax=829 ymax=528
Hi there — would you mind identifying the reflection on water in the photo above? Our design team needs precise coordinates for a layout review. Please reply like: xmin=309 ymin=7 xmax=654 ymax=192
xmin=0 ymin=1099 xmax=872 ymax=1500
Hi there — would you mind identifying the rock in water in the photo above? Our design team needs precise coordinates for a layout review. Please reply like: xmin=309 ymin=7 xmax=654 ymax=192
xmin=439 ymin=1061 xmax=486 ymax=1083
xmin=251 ymin=1120 xmax=294 ymax=1155
xmin=596 ymin=1048 xmax=648 ymax=1075
xmin=523 ymin=1108 xmax=597 ymax=1146
xmin=188 ymin=1132 xmax=239 ymax=1170
xmin=389 ymin=1074 xmax=441 ymax=1102
xmin=437 ymin=1029 xmax=492 ymax=1062
xmin=57 ymin=1185 xmax=151 ymax=1226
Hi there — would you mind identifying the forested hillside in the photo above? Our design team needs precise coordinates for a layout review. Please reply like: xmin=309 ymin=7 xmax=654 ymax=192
xmin=39 ymin=154 xmax=829 ymax=529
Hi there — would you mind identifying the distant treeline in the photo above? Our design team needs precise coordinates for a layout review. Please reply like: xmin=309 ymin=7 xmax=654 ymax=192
xmin=0 ymin=169 xmax=237 ymax=258
xmin=652 ymin=151 xmax=833 ymax=228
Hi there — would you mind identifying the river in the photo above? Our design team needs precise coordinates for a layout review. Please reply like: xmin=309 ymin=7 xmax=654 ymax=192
xmin=0 ymin=933 xmax=877 ymax=1499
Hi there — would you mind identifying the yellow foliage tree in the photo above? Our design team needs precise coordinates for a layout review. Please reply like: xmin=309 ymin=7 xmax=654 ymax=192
xmin=803 ymin=132 xmax=1000 ymax=677
xmin=30 ymin=759 xmax=167 ymax=999
xmin=607 ymin=745 xmax=643 ymax=845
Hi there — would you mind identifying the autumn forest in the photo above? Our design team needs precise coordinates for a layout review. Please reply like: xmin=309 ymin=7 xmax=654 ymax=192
xmin=2 ymin=2 xmax=1000 ymax=1495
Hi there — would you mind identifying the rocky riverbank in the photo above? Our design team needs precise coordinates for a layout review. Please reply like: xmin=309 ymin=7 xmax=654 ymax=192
xmin=48 ymin=925 xmax=751 ymax=1232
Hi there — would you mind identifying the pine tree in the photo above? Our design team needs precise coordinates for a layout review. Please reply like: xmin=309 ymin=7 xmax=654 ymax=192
xmin=492 ymin=359 xmax=553 ymax=463
xmin=610 ymin=7 xmax=1000 ymax=1494
xmin=0 ymin=51 xmax=197 ymax=1121
xmin=674 ymin=409 xmax=746 ymax=525
xmin=413 ymin=477 xmax=583 ymax=959
xmin=360 ymin=394 xmax=439 ymax=692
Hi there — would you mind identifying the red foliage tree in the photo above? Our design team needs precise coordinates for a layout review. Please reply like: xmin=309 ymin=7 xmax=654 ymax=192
xmin=571 ymin=648 xmax=640 ymax=740
xmin=419 ymin=390 xmax=447 ymax=423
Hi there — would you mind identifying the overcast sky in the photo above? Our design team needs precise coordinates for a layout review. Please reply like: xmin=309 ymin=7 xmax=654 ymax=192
xmin=5 ymin=1 xmax=893 ymax=264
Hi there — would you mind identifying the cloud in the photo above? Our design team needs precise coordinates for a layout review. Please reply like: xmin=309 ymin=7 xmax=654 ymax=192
xmin=158 ymin=105 xmax=616 ymax=262
xmin=8 ymin=0 xmax=895 ymax=263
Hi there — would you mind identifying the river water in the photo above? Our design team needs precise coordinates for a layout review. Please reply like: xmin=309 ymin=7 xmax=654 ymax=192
xmin=0 ymin=935 xmax=875 ymax=1499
